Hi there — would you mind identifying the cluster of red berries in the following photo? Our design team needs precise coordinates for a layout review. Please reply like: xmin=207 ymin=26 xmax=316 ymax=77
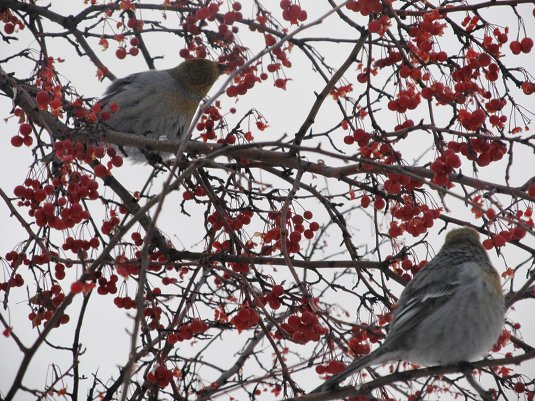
xmin=398 ymin=65 xmax=422 ymax=81
xmin=207 ymin=209 xmax=253 ymax=233
xmin=510 ymin=38 xmax=533 ymax=54
xmin=62 ymin=236 xmax=99 ymax=254
xmin=13 ymin=175 xmax=96 ymax=231
xmin=1 ymin=8 xmax=24 ymax=34
xmin=196 ymin=104 xmax=223 ymax=142
xmin=315 ymin=360 xmax=346 ymax=376
xmin=479 ymin=27 xmax=508 ymax=58
xmin=346 ymin=0 xmax=381 ymax=16
xmin=114 ymin=254 xmax=140 ymax=277
xmin=167 ymin=319 xmax=209 ymax=344
xmin=383 ymin=173 xmax=424 ymax=196
xmin=412 ymin=10 xmax=445 ymax=37
xmin=26 ymin=284 xmax=70 ymax=328
xmin=229 ymin=261 xmax=250 ymax=274
xmin=28 ymin=307 xmax=70 ymax=328
xmin=11 ymin=122 xmax=34 ymax=147
xmin=53 ymin=139 xmax=123 ymax=173
xmin=421 ymin=81 xmax=458 ymax=104
xmin=146 ymin=364 xmax=177 ymax=389
xmin=144 ymin=305 xmax=165 ymax=331
xmin=96 ymin=274 xmax=118 ymax=295
xmin=260 ymin=210 xmax=320 ymax=255
xmin=450 ymin=137 xmax=506 ymax=167
xmin=485 ymin=98 xmax=507 ymax=128
xmin=387 ymin=86 xmax=420 ymax=113
xmin=1 ymin=251 xmax=26 ymax=290
xmin=368 ymin=15 xmax=391 ymax=36
xmin=70 ymin=281 xmax=95 ymax=295
xmin=347 ymin=337 xmax=371 ymax=357
xmin=374 ymin=50 xmax=403 ymax=68
xmin=389 ymin=196 xmax=442 ymax=237
xmin=13 ymin=179 xmax=48 ymax=207
xmin=222 ymin=8 xmax=243 ymax=25
xmin=343 ymin=128 xmax=371 ymax=147
xmin=193 ymin=2 xmax=220 ymax=21
xmin=226 ymin=71 xmax=259 ymax=97
xmin=430 ymin=148 xmax=461 ymax=186
xmin=492 ymin=329 xmax=511 ymax=353
xmin=484 ymin=62 xmax=500 ymax=82
xmin=394 ymin=118 xmax=415 ymax=131
xmin=390 ymin=257 xmax=427 ymax=282
xmin=184 ymin=2 xmax=240 ymax=39
xmin=113 ymin=35 xmax=141 ymax=59
xmin=277 ymin=310 xmax=328 ymax=344
xmin=359 ymin=195 xmax=386 ymax=210
xmin=111 ymin=296 xmax=135 ymax=309
xmin=279 ymin=0 xmax=307 ymax=24
xmin=457 ymin=108 xmax=486 ymax=131
xmin=461 ymin=14 xmax=480 ymax=32
xmin=257 ymin=284 xmax=285 ymax=310
xmin=70 ymin=96 xmax=115 ymax=124
xmin=39 ymin=201 xmax=91 ymax=231
xmin=358 ymin=140 xmax=403 ymax=171
xmin=231 ymin=306 xmax=260 ymax=331
xmin=482 ymin=227 xmax=527 ymax=250
xmin=101 ymin=212 xmax=121 ymax=235
xmin=34 ymin=88 xmax=63 ymax=117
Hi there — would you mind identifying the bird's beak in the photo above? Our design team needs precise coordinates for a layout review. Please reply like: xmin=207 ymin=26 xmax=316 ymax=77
xmin=217 ymin=63 xmax=228 ymax=74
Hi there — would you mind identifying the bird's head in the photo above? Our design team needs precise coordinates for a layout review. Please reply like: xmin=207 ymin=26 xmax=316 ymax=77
xmin=171 ymin=59 xmax=226 ymax=98
xmin=444 ymin=227 xmax=481 ymax=247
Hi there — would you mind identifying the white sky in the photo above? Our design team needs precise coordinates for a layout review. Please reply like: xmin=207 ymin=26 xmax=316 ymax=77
xmin=1 ymin=1 xmax=535 ymax=400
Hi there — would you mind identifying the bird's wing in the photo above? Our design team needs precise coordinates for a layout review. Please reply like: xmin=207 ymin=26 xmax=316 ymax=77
xmin=100 ymin=73 xmax=141 ymax=103
xmin=389 ymin=281 xmax=458 ymax=335
xmin=385 ymin=254 xmax=462 ymax=344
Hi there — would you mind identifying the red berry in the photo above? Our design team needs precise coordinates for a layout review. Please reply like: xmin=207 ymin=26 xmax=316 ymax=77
xmin=10 ymin=136 xmax=23 ymax=147
xmin=70 ymin=281 xmax=84 ymax=294
xmin=292 ymin=215 xmax=304 ymax=225
xmin=272 ymin=284 xmax=284 ymax=297
xmin=116 ymin=47 xmax=127 ymax=59
xmin=301 ymin=311 xmax=316 ymax=325
xmin=289 ymin=231 xmax=301 ymax=243
xmin=36 ymin=91 xmax=50 ymax=106
xmin=343 ymin=135 xmax=355 ymax=145
xmin=373 ymin=197 xmax=385 ymax=210
xmin=315 ymin=365 xmax=326 ymax=374
xmin=167 ymin=333 xmax=179 ymax=344
xmin=4 ymin=22 xmax=15 ymax=34
xmin=521 ymin=37 xmax=533 ymax=53
xmin=510 ymin=41 xmax=522 ymax=55
xmin=513 ymin=382 xmax=525 ymax=393
xmin=190 ymin=319 xmax=205 ymax=334
xmin=478 ymin=53 xmax=491 ymax=67
xmin=19 ymin=123 xmax=32 ymax=136
xmin=93 ymin=163 xmax=110 ymax=178
xmin=22 ymin=136 xmax=33 ymax=146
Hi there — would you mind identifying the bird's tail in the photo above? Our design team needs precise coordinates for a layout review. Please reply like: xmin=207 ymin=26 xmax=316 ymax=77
xmin=309 ymin=350 xmax=382 ymax=394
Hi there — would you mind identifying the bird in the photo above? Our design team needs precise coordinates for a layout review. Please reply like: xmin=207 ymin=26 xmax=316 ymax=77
xmin=100 ymin=58 xmax=225 ymax=163
xmin=312 ymin=227 xmax=505 ymax=393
